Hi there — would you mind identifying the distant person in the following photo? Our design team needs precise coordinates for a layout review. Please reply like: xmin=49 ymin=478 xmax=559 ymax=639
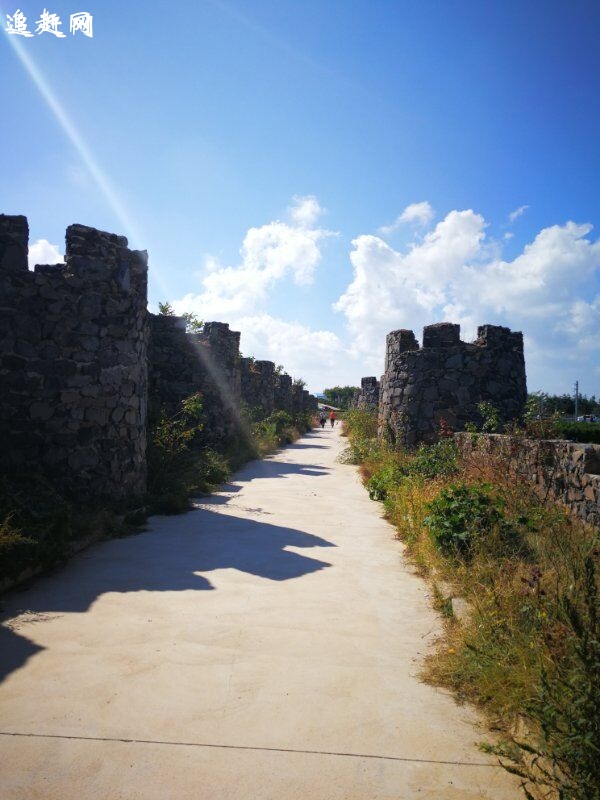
xmin=319 ymin=411 xmax=326 ymax=428
xmin=329 ymin=410 xmax=336 ymax=428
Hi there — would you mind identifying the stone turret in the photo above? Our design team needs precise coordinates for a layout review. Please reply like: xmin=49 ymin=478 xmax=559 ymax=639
xmin=355 ymin=377 xmax=380 ymax=410
xmin=378 ymin=322 xmax=527 ymax=446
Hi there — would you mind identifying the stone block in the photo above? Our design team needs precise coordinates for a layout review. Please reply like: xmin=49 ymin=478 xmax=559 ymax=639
xmin=423 ymin=322 xmax=460 ymax=348
xmin=29 ymin=402 xmax=54 ymax=421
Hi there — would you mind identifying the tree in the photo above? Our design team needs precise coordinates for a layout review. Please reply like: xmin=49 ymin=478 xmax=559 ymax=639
xmin=323 ymin=386 xmax=359 ymax=409
xmin=182 ymin=312 xmax=203 ymax=333
xmin=158 ymin=301 xmax=203 ymax=334
xmin=527 ymin=392 xmax=600 ymax=417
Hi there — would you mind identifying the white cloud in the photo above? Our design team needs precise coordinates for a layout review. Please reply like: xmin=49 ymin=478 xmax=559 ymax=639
xmin=172 ymin=197 xmax=344 ymax=392
xmin=28 ymin=239 xmax=64 ymax=269
xmin=379 ymin=201 xmax=434 ymax=235
xmin=289 ymin=194 xmax=323 ymax=228
xmin=173 ymin=196 xmax=334 ymax=319
xmin=336 ymin=209 xmax=487 ymax=355
xmin=508 ymin=204 xmax=530 ymax=223
xmin=171 ymin=196 xmax=600 ymax=395
xmin=335 ymin=211 xmax=600 ymax=393
xmin=236 ymin=314 xmax=349 ymax=392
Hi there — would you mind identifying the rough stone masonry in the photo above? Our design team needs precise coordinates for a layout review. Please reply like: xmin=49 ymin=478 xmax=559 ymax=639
xmin=378 ymin=322 xmax=527 ymax=446
xmin=0 ymin=215 xmax=148 ymax=501
xmin=350 ymin=376 xmax=380 ymax=411
xmin=0 ymin=214 xmax=318 ymax=504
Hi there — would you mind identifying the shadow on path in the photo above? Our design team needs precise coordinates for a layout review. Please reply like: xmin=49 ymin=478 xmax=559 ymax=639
xmin=0 ymin=505 xmax=335 ymax=683
xmin=232 ymin=459 xmax=330 ymax=482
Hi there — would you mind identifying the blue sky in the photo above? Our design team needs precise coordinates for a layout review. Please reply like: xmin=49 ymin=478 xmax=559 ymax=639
xmin=1 ymin=0 xmax=599 ymax=394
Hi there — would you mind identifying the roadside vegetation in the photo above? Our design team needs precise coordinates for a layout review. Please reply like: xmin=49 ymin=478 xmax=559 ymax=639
xmin=342 ymin=408 xmax=599 ymax=800
xmin=147 ymin=392 xmax=315 ymax=512
xmin=0 ymin=477 xmax=132 ymax=587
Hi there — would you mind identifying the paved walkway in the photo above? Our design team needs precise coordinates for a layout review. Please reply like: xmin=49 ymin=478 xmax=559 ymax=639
xmin=0 ymin=426 xmax=519 ymax=799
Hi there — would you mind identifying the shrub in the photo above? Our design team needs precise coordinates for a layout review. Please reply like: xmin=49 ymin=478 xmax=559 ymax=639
xmin=340 ymin=409 xmax=379 ymax=464
xmin=367 ymin=462 xmax=407 ymax=501
xmin=0 ymin=475 xmax=115 ymax=584
xmin=343 ymin=408 xmax=379 ymax=439
xmin=478 ymin=401 xmax=502 ymax=433
xmin=408 ymin=439 xmax=458 ymax=479
xmin=147 ymin=393 xmax=231 ymax=512
xmin=0 ymin=517 xmax=37 ymax=582
xmin=195 ymin=449 xmax=230 ymax=491
xmin=423 ymin=483 xmax=510 ymax=558
xmin=555 ymin=421 xmax=600 ymax=445
xmin=267 ymin=410 xmax=294 ymax=434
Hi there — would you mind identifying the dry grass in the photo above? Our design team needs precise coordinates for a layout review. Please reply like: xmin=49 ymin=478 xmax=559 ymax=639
xmin=343 ymin=412 xmax=600 ymax=799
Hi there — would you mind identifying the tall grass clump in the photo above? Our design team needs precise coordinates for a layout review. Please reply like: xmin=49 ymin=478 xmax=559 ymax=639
xmin=340 ymin=408 xmax=381 ymax=467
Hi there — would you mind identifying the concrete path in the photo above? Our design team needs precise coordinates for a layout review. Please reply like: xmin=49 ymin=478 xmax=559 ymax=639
xmin=0 ymin=426 xmax=519 ymax=799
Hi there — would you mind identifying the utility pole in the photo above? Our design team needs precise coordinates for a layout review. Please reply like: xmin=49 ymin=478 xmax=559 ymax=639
xmin=574 ymin=380 xmax=579 ymax=421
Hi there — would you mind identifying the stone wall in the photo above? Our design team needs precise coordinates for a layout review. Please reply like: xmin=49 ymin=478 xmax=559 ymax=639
xmin=149 ymin=321 xmax=318 ymax=441
xmin=455 ymin=433 xmax=600 ymax=529
xmin=1 ymin=212 xmax=318 ymax=507
xmin=274 ymin=373 xmax=293 ymax=413
xmin=379 ymin=322 xmax=527 ymax=446
xmin=352 ymin=377 xmax=380 ymax=410
xmin=241 ymin=359 xmax=275 ymax=416
xmin=292 ymin=383 xmax=304 ymax=414
xmin=0 ymin=215 xmax=148 ymax=501
xmin=148 ymin=317 xmax=243 ymax=449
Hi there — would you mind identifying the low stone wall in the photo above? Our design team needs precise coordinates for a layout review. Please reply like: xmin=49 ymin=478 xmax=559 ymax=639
xmin=455 ymin=433 xmax=600 ymax=529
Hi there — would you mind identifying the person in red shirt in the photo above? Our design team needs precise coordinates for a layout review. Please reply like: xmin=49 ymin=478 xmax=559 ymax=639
xmin=329 ymin=410 xmax=336 ymax=428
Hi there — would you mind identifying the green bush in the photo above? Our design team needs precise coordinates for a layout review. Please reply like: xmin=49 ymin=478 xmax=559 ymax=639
xmin=0 ymin=518 xmax=37 ymax=582
xmin=477 ymin=401 xmax=502 ymax=433
xmin=147 ymin=393 xmax=231 ymax=512
xmin=195 ymin=449 xmax=230 ymax=491
xmin=266 ymin=410 xmax=294 ymax=434
xmin=367 ymin=462 xmax=407 ymax=501
xmin=408 ymin=439 xmax=458 ymax=479
xmin=292 ymin=409 xmax=315 ymax=434
xmin=365 ymin=440 xmax=457 ymax=501
xmin=555 ymin=422 xmax=600 ymax=444
xmin=343 ymin=408 xmax=378 ymax=439
xmin=424 ymin=483 xmax=509 ymax=558
xmin=341 ymin=409 xmax=379 ymax=464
